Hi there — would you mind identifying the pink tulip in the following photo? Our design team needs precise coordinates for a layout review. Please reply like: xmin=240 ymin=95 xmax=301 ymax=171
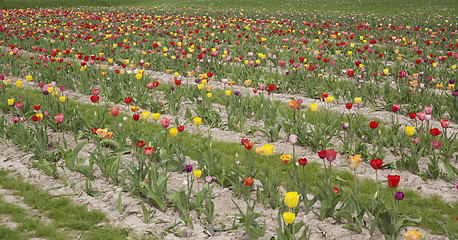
xmin=326 ymin=149 xmax=337 ymax=162
xmin=440 ymin=119 xmax=450 ymax=129
xmin=54 ymin=113 xmax=64 ymax=124
xmin=160 ymin=118 xmax=170 ymax=128
xmin=424 ymin=106 xmax=432 ymax=115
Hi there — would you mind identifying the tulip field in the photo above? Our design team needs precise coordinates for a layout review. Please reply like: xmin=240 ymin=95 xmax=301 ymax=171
xmin=0 ymin=2 xmax=457 ymax=240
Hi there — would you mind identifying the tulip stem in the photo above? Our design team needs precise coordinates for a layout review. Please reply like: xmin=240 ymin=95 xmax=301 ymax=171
xmin=322 ymin=159 xmax=328 ymax=183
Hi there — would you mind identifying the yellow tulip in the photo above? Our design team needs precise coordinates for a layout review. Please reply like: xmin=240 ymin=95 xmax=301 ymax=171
xmin=325 ymin=96 xmax=334 ymax=103
xmin=309 ymin=103 xmax=318 ymax=112
xmin=135 ymin=73 xmax=142 ymax=80
xmin=170 ymin=127 xmax=178 ymax=137
xmin=244 ymin=80 xmax=252 ymax=87
xmin=404 ymin=230 xmax=422 ymax=240
xmin=197 ymin=84 xmax=204 ymax=90
xmin=3 ymin=79 xmax=11 ymax=85
xmin=448 ymin=84 xmax=454 ymax=90
xmin=452 ymin=65 xmax=456 ymax=70
xmin=283 ymin=212 xmax=296 ymax=224
xmin=25 ymin=75 xmax=32 ymax=81
xmin=405 ymin=126 xmax=415 ymax=136
xmin=7 ymin=98 xmax=14 ymax=106
xmin=53 ymin=91 xmax=59 ymax=96
xmin=348 ymin=51 xmax=353 ymax=55
xmin=141 ymin=111 xmax=150 ymax=120
xmin=284 ymin=192 xmax=299 ymax=208
xmin=354 ymin=97 xmax=362 ymax=104
xmin=207 ymin=93 xmax=213 ymax=98
xmin=96 ymin=128 xmax=108 ymax=138
xmin=193 ymin=117 xmax=202 ymax=126
xmin=225 ymin=90 xmax=231 ymax=96
xmin=349 ymin=154 xmax=362 ymax=168
xmin=59 ymin=96 xmax=66 ymax=103
xmin=48 ymin=87 xmax=54 ymax=93
xmin=383 ymin=69 xmax=389 ymax=75
xmin=15 ymin=80 xmax=22 ymax=88
xmin=106 ymin=131 xmax=113 ymax=139
xmin=262 ymin=144 xmax=274 ymax=156
xmin=193 ymin=170 xmax=202 ymax=178
xmin=35 ymin=113 xmax=43 ymax=121
xmin=151 ymin=113 xmax=160 ymax=121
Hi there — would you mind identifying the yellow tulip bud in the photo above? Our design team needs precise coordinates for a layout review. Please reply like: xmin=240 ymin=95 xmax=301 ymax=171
xmin=225 ymin=90 xmax=231 ymax=96
xmin=59 ymin=96 xmax=66 ymax=102
xmin=135 ymin=73 xmax=142 ymax=80
xmin=354 ymin=97 xmax=362 ymax=104
xmin=7 ymin=98 xmax=14 ymax=106
xmin=15 ymin=80 xmax=23 ymax=88
xmin=197 ymin=84 xmax=204 ymax=90
xmin=25 ymin=75 xmax=32 ymax=81
xmin=207 ymin=93 xmax=212 ymax=98
xmin=325 ymin=96 xmax=334 ymax=103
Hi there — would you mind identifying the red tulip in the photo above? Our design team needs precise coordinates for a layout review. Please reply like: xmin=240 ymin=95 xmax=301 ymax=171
xmin=15 ymin=102 xmax=23 ymax=109
xmin=32 ymin=104 xmax=41 ymax=111
xmin=430 ymin=128 xmax=442 ymax=137
xmin=369 ymin=121 xmax=379 ymax=129
xmin=91 ymin=128 xmax=99 ymax=134
xmin=125 ymin=97 xmax=133 ymax=105
xmin=318 ymin=150 xmax=327 ymax=159
xmin=152 ymin=81 xmax=159 ymax=87
xmin=207 ymin=72 xmax=213 ymax=78
xmin=345 ymin=103 xmax=353 ymax=109
xmin=110 ymin=107 xmax=120 ymax=117
xmin=267 ymin=84 xmax=276 ymax=93
xmin=392 ymin=104 xmax=400 ymax=113
xmin=177 ymin=126 xmax=185 ymax=132
xmin=90 ymin=95 xmax=99 ymax=103
xmin=244 ymin=177 xmax=254 ymax=187
xmin=321 ymin=93 xmax=328 ymax=100
xmin=409 ymin=113 xmax=417 ymax=119
xmin=174 ymin=79 xmax=182 ymax=86
xmin=370 ymin=159 xmax=383 ymax=170
xmin=31 ymin=116 xmax=39 ymax=122
xmin=133 ymin=114 xmax=140 ymax=121
xmin=333 ymin=187 xmax=340 ymax=194
xmin=387 ymin=175 xmax=400 ymax=188
xmin=92 ymin=89 xmax=100 ymax=96
xmin=54 ymin=113 xmax=64 ymax=124
xmin=144 ymin=147 xmax=154 ymax=156
xmin=298 ymin=158 xmax=307 ymax=166
xmin=136 ymin=141 xmax=146 ymax=148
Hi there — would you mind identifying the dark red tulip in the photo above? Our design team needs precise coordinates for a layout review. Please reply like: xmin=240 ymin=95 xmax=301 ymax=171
xmin=370 ymin=159 xmax=383 ymax=170
xmin=369 ymin=121 xmax=379 ymax=129
xmin=387 ymin=175 xmax=400 ymax=188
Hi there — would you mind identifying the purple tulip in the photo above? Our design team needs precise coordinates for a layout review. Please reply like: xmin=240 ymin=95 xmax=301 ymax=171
xmin=185 ymin=165 xmax=193 ymax=173
xmin=342 ymin=122 xmax=349 ymax=129
xmin=394 ymin=191 xmax=405 ymax=201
